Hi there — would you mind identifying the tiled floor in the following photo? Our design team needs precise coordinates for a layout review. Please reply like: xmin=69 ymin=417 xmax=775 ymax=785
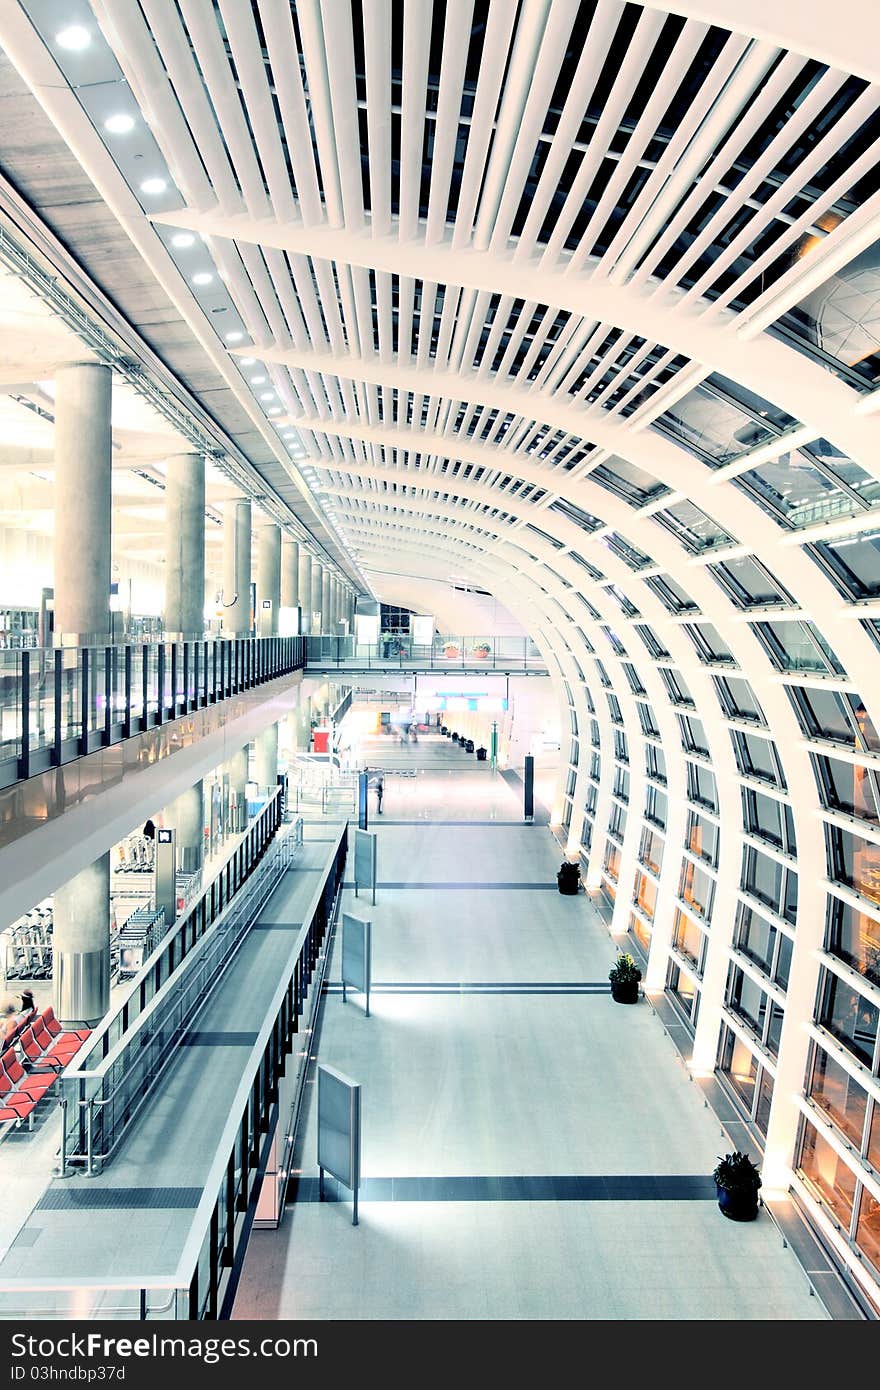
xmin=233 ymin=738 xmax=826 ymax=1321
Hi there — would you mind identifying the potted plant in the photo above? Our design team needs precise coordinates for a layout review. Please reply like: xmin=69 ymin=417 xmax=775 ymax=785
xmin=557 ymin=860 xmax=581 ymax=896
xmin=475 ymin=746 xmax=488 ymax=761
xmin=713 ymin=1151 xmax=762 ymax=1222
xmin=443 ymin=642 xmax=461 ymax=660
xmin=608 ymin=952 xmax=641 ymax=1003
xmin=465 ymin=738 xmax=475 ymax=752
xmin=472 ymin=642 xmax=491 ymax=659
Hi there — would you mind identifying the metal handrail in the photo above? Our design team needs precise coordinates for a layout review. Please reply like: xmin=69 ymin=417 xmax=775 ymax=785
xmin=68 ymin=831 xmax=295 ymax=1175
xmin=0 ymin=825 xmax=348 ymax=1318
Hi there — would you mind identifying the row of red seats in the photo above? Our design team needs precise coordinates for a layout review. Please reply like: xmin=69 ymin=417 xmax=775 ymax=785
xmin=0 ymin=1009 xmax=91 ymax=1129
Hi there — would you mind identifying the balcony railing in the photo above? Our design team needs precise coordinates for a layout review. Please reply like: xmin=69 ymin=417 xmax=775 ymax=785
xmin=306 ymin=634 xmax=546 ymax=670
xmin=0 ymin=636 xmax=306 ymax=790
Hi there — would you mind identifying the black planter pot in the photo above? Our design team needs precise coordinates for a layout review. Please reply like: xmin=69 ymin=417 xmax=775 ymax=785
xmin=440 ymin=726 xmax=448 ymax=736
xmin=557 ymin=866 xmax=580 ymax=896
xmin=465 ymin=739 xmax=475 ymax=752
xmin=451 ymin=732 xmax=459 ymax=743
xmin=610 ymin=979 xmax=640 ymax=1004
xmin=715 ymin=1183 xmax=759 ymax=1222
xmin=476 ymin=747 xmax=487 ymax=761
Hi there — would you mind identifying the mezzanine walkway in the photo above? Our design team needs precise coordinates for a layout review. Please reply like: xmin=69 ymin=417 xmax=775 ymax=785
xmin=233 ymin=737 xmax=824 ymax=1321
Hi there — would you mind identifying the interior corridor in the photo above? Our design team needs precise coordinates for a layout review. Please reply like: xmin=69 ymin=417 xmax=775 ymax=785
xmin=233 ymin=737 xmax=822 ymax=1321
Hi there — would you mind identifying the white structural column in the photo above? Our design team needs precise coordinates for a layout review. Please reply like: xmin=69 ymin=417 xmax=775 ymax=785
xmin=53 ymin=362 xmax=112 ymax=642
xmin=298 ymin=549 xmax=313 ymax=634
xmin=225 ymin=744 xmax=249 ymax=833
xmin=162 ymin=780 xmax=205 ymax=873
xmin=256 ymin=523 xmax=282 ymax=636
xmin=164 ymin=452 xmax=206 ymax=637
xmin=254 ymin=722 xmax=279 ymax=791
xmin=53 ymin=853 xmax=111 ymax=1027
xmin=321 ymin=567 xmax=332 ymax=635
xmin=222 ymin=498 xmax=252 ymax=634
xmin=310 ymin=556 xmax=323 ymax=632
xmin=281 ymin=538 xmax=299 ymax=628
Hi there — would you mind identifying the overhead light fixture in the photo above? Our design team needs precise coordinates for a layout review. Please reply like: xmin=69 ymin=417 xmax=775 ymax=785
xmin=268 ymin=407 xmax=281 ymax=416
xmin=171 ymin=231 xmax=195 ymax=249
xmin=104 ymin=112 xmax=135 ymax=135
xmin=240 ymin=357 xmax=255 ymax=366
xmin=192 ymin=271 xmax=214 ymax=286
xmin=225 ymin=330 xmax=244 ymax=343
xmin=260 ymin=391 xmax=275 ymax=401
xmin=140 ymin=177 xmax=168 ymax=195
xmin=56 ymin=24 xmax=91 ymax=50
xmin=250 ymin=375 xmax=266 ymax=385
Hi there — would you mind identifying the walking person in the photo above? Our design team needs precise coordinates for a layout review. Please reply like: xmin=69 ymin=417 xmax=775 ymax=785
xmin=373 ymin=773 xmax=384 ymax=815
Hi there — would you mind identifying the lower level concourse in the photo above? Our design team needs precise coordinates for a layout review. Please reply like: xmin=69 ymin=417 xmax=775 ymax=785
xmin=234 ymin=736 xmax=822 ymax=1321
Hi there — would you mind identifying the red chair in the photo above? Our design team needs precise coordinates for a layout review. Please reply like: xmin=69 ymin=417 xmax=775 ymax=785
xmin=41 ymin=1008 xmax=90 ymax=1044
xmin=30 ymin=1017 xmax=80 ymax=1067
xmin=1 ymin=1049 xmax=54 ymax=1102
xmin=0 ymin=1059 xmax=33 ymax=1116
xmin=17 ymin=1028 xmax=55 ymax=1067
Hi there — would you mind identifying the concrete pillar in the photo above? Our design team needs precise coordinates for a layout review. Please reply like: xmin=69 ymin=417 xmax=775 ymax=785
xmin=321 ymin=568 xmax=332 ymax=635
xmin=310 ymin=557 xmax=323 ymax=632
xmin=255 ymin=722 xmax=279 ymax=791
xmin=163 ymin=779 xmax=204 ymax=873
xmin=164 ymin=453 xmax=205 ymax=637
xmin=298 ymin=550 xmax=313 ymax=635
xmin=54 ymin=363 xmax=112 ymax=642
xmin=222 ymin=498 xmax=252 ymax=634
xmin=224 ymin=744 xmax=249 ymax=834
xmin=256 ymin=524 xmax=281 ymax=636
xmin=54 ymin=853 xmax=111 ymax=1027
xmin=282 ymin=539 xmax=299 ymax=614
xmin=225 ymin=745 xmax=249 ymax=798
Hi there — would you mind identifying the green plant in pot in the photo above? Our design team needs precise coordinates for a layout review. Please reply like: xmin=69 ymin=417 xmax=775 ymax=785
xmin=557 ymin=859 xmax=581 ymax=895
xmin=713 ymin=1151 xmax=762 ymax=1222
xmin=608 ymin=952 xmax=641 ymax=1003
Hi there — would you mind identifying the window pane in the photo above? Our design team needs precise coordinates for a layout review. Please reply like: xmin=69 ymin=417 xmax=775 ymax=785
xmin=856 ymin=1191 xmax=880 ymax=1275
xmin=673 ymin=908 xmax=705 ymax=969
xmin=826 ymin=824 xmax=880 ymax=908
xmin=798 ymin=1122 xmax=857 ymax=1227
xmin=727 ymin=965 xmax=767 ymax=1035
xmin=680 ymin=861 xmax=715 ymax=919
xmin=719 ymin=1025 xmax=759 ymax=1110
xmin=813 ymin=754 xmax=880 ymax=824
xmin=736 ymin=904 xmax=776 ymax=975
xmin=818 ymin=971 xmax=879 ymax=1068
xmin=826 ymin=898 xmax=880 ymax=988
xmin=809 ymin=1046 xmax=868 ymax=1146
xmin=686 ymin=811 xmax=719 ymax=867
xmin=755 ymin=1071 xmax=774 ymax=1136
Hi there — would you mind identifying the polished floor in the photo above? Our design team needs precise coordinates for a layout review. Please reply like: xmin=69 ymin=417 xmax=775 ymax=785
xmin=234 ymin=737 xmax=824 ymax=1321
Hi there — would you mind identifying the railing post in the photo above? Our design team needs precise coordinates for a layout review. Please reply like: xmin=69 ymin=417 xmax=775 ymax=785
xmin=156 ymin=643 xmax=165 ymax=726
xmin=103 ymin=645 xmax=112 ymax=745
xmin=141 ymin=643 xmax=149 ymax=728
xmin=80 ymin=647 xmax=90 ymax=755
xmin=122 ymin=645 xmax=132 ymax=739
xmin=18 ymin=649 xmax=29 ymax=781
xmin=170 ymin=642 xmax=179 ymax=717
xmin=53 ymin=648 xmax=62 ymax=765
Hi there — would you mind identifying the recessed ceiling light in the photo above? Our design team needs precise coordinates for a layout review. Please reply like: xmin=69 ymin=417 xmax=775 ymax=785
xmin=260 ymin=391 xmax=275 ymax=402
xmin=250 ymin=375 xmax=266 ymax=385
xmin=140 ymin=177 xmax=168 ymax=195
xmin=171 ymin=231 xmax=195 ymax=249
xmin=192 ymin=271 xmax=214 ymax=286
xmin=240 ymin=357 xmax=255 ymax=366
xmin=268 ymin=407 xmax=281 ymax=416
xmin=104 ymin=112 xmax=135 ymax=135
xmin=56 ymin=24 xmax=91 ymax=50
xmin=225 ymin=330 xmax=243 ymax=343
